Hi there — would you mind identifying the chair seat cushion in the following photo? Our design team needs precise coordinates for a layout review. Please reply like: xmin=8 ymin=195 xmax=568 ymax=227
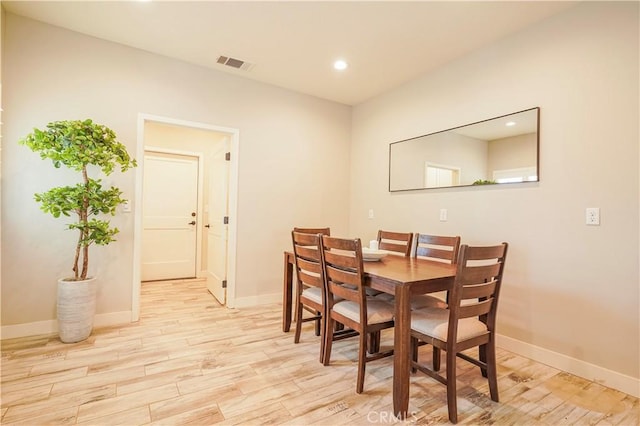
xmin=301 ymin=287 xmax=323 ymax=305
xmin=365 ymin=288 xmax=383 ymax=297
xmin=375 ymin=293 xmax=447 ymax=311
xmin=411 ymin=307 xmax=487 ymax=342
xmin=374 ymin=293 xmax=394 ymax=303
xmin=342 ymin=284 xmax=382 ymax=297
xmin=410 ymin=294 xmax=447 ymax=310
xmin=333 ymin=299 xmax=394 ymax=324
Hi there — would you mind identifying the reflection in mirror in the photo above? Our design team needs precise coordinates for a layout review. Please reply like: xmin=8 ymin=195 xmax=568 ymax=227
xmin=389 ymin=107 xmax=539 ymax=191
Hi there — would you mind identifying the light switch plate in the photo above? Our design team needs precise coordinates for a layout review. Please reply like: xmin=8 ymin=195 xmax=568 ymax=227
xmin=439 ymin=208 xmax=448 ymax=222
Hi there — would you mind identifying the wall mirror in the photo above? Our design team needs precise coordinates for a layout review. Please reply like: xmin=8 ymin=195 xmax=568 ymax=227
xmin=389 ymin=107 xmax=539 ymax=191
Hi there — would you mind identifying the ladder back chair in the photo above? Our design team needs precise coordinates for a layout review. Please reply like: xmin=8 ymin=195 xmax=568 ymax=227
xmin=371 ymin=230 xmax=412 ymax=352
xmin=291 ymin=227 xmax=330 ymax=327
xmin=291 ymin=231 xmax=327 ymax=362
xmin=413 ymin=233 xmax=461 ymax=263
xmin=377 ymin=230 xmax=413 ymax=257
xmin=409 ymin=233 xmax=462 ymax=369
xmin=410 ymin=242 xmax=509 ymax=424
xmin=321 ymin=235 xmax=395 ymax=393
xmin=410 ymin=233 xmax=461 ymax=309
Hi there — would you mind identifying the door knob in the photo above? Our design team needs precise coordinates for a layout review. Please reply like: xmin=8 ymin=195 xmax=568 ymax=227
xmin=205 ymin=224 xmax=211 ymax=228
xmin=188 ymin=221 xmax=196 ymax=225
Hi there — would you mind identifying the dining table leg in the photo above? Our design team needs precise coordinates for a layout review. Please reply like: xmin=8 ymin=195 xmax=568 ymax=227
xmin=393 ymin=283 xmax=411 ymax=419
xmin=282 ymin=251 xmax=294 ymax=332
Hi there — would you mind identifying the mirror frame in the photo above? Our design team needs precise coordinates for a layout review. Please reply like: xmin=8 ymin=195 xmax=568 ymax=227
xmin=388 ymin=107 xmax=540 ymax=192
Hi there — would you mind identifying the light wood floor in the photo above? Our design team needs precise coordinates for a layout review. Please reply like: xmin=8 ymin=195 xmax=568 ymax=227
xmin=1 ymin=279 xmax=638 ymax=425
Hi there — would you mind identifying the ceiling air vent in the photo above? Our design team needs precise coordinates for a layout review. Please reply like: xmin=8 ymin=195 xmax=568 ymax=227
xmin=216 ymin=55 xmax=254 ymax=71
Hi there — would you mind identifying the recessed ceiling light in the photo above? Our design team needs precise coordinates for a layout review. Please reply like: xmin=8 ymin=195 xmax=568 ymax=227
xmin=333 ymin=60 xmax=348 ymax=71
xmin=505 ymin=121 xmax=516 ymax=127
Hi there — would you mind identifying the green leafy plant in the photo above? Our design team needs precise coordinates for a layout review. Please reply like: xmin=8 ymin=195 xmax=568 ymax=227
xmin=19 ymin=119 xmax=137 ymax=281
xmin=472 ymin=179 xmax=497 ymax=185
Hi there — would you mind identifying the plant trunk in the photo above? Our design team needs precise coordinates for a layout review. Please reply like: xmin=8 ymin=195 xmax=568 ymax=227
xmin=78 ymin=166 xmax=90 ymax=281
xmin=73 ymin=233 xmax=82 ymax=280
xmin=81 ymin=244 xmax=89 ymax=280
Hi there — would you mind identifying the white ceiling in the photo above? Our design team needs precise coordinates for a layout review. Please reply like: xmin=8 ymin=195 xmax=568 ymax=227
xmin=3 ymin=1 xmax=578 ymax=106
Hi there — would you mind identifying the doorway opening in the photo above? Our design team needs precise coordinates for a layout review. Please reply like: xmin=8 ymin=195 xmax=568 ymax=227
xmin=132 ymin=114 xmax=239 ymax=321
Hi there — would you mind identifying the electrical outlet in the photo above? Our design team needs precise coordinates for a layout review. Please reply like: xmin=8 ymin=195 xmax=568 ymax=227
xmin=122 ymin=200 xmax=131 ymax=213
xmin=586 ymin=207 xmax=600 ymax=225
xmin=439 ymin=208 xmax=448 ymax=222
xmin=368 ymin=209 xmax=374 ymax=219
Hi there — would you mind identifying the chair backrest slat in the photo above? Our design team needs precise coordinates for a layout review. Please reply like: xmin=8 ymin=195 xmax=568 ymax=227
xmin=329 ymin=281 xmax=360 ymax=303
xmin=461 ymin=281 xmax=497 ymax=300
xmin=294 ymin=227 xmax=331 ymax=236
xmin=296 ymin=245 xmax=321 ymax=262
xmin=379 ymin=241 xmax=409 ymax=254
xmin=463 ymin=244 xmax=505 ymax=260
xmin=323 ymin=250 xmax=358 ymax=270
xmin=326 ymin=264 xmax=359 ymax=287
xmin=459 ymin=298 xmax=493 ymax=319
xmin=458 ymin=265 xmax=502 ymax=287
xmin=298 ymin=272 xmax=322 ymax=289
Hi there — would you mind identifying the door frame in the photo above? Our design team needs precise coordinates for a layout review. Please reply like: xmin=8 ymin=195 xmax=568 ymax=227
xmin=143 ymin=147 xmax=204 ymax=279
xmin=133 ymin=113 xmax=240 ymax=321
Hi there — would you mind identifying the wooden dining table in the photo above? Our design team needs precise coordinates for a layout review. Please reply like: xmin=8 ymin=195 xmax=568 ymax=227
xmin=282 ymin=250 xmax=456 ymax=418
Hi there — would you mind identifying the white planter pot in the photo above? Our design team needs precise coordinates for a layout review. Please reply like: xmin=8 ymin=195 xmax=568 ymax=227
xmin=57 ymin=277 xmax=98 ymax=343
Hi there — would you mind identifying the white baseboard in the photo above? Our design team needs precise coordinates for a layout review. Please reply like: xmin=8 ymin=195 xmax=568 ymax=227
xmin=497 ymin=334 xmax=640 ymax=398
xmin=92 ymin=311 xmax=133 ymax=328
xmin=1 ymin=319 xmax=57 ymax=339
xmin=231 ymin=293 xmax=281 ymax=309
xmin=1 ymin=311 xmax=133 ymax=340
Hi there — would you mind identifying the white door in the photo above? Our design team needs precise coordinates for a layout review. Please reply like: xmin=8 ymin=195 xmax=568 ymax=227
xmin=142 ymin=152 xmax=199 ymax=281
xmin=206 ymin=140 xmax=229 ymax=303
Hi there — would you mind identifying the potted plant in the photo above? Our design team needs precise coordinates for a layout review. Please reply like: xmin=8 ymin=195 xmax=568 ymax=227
xmin=19 ymin=119 xmax=136 ymax=343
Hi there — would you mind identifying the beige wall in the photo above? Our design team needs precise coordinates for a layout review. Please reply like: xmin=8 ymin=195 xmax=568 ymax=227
xmin=487 ymin=132 xmax=537 ymax=175
xmin=350 ymin=1 xmax=639 ymax=386
xmin=1 ymin=14 xmax=351 ymax=326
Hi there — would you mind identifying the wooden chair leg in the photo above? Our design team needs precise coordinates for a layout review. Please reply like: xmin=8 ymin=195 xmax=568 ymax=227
xmin=318 ymin=316 xmax=325 ymax=364
xmin=446 ymin=349 xmax=458 ymax=424
xmin=479 ymin=343 xmax=488 ymax=378
xmin=356 ymin=331 xmax=367 ymax=394
xmin=410 ymin=337 xmax=418 ymax=373
xmin=485 ymin=341 xmax=499 ymax=402
xmin=294 ymin=297 xmax=303 ymax=344
xmin=314 ymin=312 xmax=321 ymax=336
xmin=367 ymin=331 xmax=380 ymax=354
xmin=323 ymin=316 xmax=334 ymax=366
xmin=433 ymin=347 xmax=441 ymax=371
